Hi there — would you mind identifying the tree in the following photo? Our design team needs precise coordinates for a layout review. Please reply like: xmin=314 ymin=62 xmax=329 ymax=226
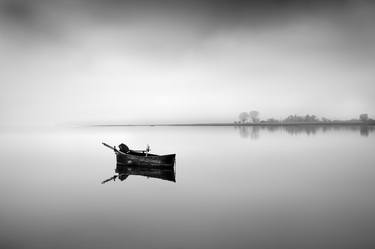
xmin=304 ymin=114 xmax=319 ymax=122
xmin=249 ymin=110 xmax=260 ymax=123
xmin=283 ymin=114 xmax=319 ymax=123
xmin=360 ymin=114 xmax=368 ymax=122
xmin=266 ymin=118 xmax=279 ymax=123
xmin=239 ymin=112 xmax=250 ymax=123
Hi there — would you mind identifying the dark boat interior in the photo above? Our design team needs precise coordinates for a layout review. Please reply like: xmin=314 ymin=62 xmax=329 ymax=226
xmin=127 ymin=151 xmax=158 ymax=157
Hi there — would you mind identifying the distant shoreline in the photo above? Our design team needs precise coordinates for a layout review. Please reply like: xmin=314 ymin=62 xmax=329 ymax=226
xmin=91 ymin=121 xmax=375 ymax=127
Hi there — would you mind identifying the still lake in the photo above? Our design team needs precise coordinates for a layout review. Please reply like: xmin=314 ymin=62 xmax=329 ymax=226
xmin=1 ymin=125 xmax=374 ymax=249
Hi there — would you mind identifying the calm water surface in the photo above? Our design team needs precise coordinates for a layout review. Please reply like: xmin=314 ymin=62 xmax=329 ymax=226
xmin=0 ymin=126 xmax=374 ymax=249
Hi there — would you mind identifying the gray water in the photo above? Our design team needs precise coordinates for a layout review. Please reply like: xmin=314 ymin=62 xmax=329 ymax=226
xmin=1 ymin=126 xmax=374 ymax=249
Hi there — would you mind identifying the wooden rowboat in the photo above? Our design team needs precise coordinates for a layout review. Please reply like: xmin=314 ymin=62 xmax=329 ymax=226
xmin=102 ymin=142 xmax=176 ymax=167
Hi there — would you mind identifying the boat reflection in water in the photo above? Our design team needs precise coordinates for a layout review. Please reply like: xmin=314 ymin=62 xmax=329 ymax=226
xmin=102 ymin=164 xmax=176 ymax=184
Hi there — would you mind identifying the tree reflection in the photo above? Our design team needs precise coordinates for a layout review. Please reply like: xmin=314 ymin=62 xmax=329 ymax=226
xmin=234 ymin=125 xmax=374 ymax=139
xmin=360 ymin=126 xmax=369 ymax=137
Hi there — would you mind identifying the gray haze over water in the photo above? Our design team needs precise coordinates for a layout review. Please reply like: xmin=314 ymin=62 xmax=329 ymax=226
xmin=1 ymin=0 xmax=375 ymax=126
xmin=0 ymin=126 xmax=374 ymax=249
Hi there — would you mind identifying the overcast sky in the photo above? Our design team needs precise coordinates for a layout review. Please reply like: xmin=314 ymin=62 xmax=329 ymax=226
xmin=1 ymin=0 xmax=375 ymax=126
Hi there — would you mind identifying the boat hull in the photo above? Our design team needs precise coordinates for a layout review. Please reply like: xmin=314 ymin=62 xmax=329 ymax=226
xmin=116 ymin=152 xmax=175 ymax=167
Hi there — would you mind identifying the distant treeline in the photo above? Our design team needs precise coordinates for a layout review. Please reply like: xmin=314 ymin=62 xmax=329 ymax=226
xmin=235 ymin=111 xmax=374 ymax=124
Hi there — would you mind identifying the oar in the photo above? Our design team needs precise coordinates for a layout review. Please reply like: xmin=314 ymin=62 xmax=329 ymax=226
xmin=102 ymin=142 xmax=118 ymax=152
